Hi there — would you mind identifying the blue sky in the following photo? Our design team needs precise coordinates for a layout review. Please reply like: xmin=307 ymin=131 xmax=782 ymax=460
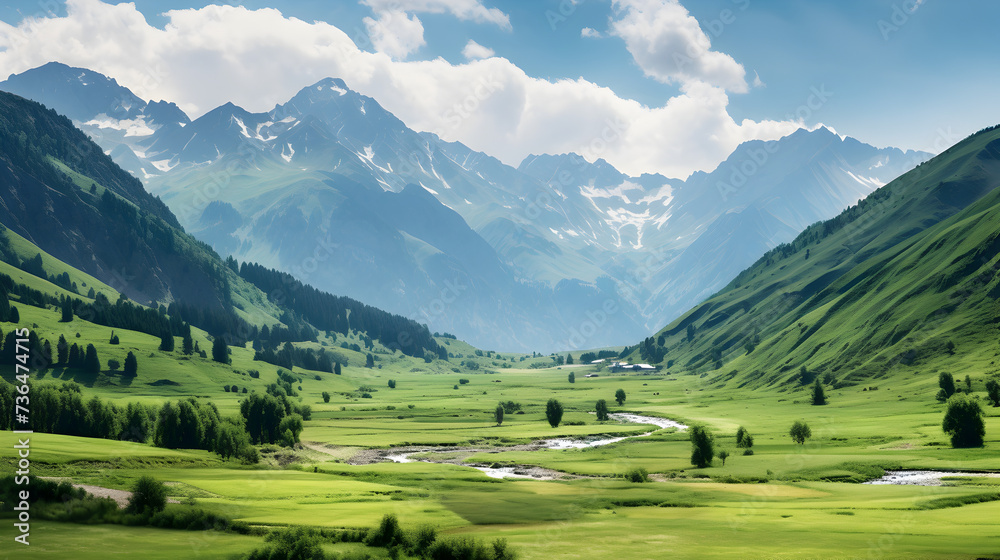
xmin=0 ymin=0 xmax=997 ymax=176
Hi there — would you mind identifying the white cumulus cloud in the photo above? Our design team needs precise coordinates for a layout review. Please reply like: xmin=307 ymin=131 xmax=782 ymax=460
xmin=609 ymin=0 xmax=748 ymax=93
xmin=0 ymin=0 xmax=800 ymax=179
xmin=361 ymin=0 xmax=511 ymax=30
xmin=461 ymin=39 xmax=494 ymax=60
xmin=363 ymin=10 xmax=426 ymax=60
xmin=581 ymin=27 xmax=602 ymax=39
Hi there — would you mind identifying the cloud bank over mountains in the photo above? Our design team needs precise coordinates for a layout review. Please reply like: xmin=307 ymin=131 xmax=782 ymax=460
xmin=0 ymin=0 xmax=800 ymax=178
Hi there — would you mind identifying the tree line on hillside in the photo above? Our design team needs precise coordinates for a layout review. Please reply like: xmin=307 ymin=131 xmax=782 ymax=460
xmin=0 ymin=378 xmax=312 ymax=461
xmin=239 ymin=262 xmax=445 ymax=359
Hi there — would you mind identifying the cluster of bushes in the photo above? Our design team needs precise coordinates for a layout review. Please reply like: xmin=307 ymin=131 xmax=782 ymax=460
xmin=239 ymin=383 xmax=310 ymax=447
xmin=0 ymin=380 xmax=264 ymax=463
xmin=0 ymin=475 xmax=251 ymax=534
xmin=242 ymin=515 xmax=516 ymax=560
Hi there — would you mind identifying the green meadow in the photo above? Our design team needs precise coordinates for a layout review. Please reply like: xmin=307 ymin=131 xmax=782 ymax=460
xmin=1 ymin=194 xmax=999 ymax=559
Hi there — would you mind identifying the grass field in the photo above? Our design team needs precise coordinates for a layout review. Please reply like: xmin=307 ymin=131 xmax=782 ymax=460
xmin=2 ymin=225 xmax=1000 ymax=559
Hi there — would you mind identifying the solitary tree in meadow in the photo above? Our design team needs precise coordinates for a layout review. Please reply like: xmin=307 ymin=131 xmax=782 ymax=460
xmin=718 ymin=449 xmax=730 ymax=467
xmin=124 ymin=351 xmax=138 ymax=376
xmin=568 ymin=371 xmax=575 ymax=384
xmin=789 ymin=420 xmax=811 ymax=444
xmin=495 ymin=404 xmax=504 ymax=426
xmin=595 ymin=399 xmax=609 ymax=421
xmin=322 ymin=391 xmax=331 ymax=403
xmin=736 ymin=426 xmax=754 ymax=452
xmin=615 ymin=388 xmax=627 ymax=406
xmin=546 ymin=399 xmax=563 ymax=428
xmin=689 ymin=425 xmax=715 ymax=468
xmin=942 ymin=395 xmax=985 ymax=448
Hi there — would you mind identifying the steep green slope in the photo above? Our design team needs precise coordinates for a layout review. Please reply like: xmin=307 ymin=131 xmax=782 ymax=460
xmin=630 ymin=125 xmax=1000 ymax=389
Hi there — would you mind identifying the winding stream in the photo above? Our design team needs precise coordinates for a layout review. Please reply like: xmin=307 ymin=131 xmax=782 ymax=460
xmin=864 ymin=470 xmax=1000 ymax=486
xmin=384 ymin=412 xmax=687 ymax=479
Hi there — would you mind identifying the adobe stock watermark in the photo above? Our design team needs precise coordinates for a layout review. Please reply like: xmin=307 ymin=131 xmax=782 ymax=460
xmin=716 ymin=84 xmax=833 ymax=201
xmin=442 ymin=74 xmax=503 ymax=131
xmin=878 ymin=0 xmax=927 ymax=41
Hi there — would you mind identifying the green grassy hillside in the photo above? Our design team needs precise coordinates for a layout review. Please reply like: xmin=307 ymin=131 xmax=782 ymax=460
xmin=629 ymin=125 xmax=1000 ymax=395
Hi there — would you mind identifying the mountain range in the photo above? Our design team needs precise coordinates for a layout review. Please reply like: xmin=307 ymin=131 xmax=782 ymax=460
xmin=628 ymin=123 xmax=1000 ymax=388
xmin=1 ymin=62 xmax=932 ymax=352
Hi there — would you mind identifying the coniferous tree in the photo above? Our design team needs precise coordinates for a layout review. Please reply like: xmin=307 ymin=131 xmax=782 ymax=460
xmin=159 ymin=331 xmax=174 ymax=352
xmin=40 ymin=340 xmax=53 ymax=369
xmin=1 ymin=330 xmax=16 ymax=365
xmin=182 ymin=332 xmax=194 ymax=355
xmin=8 ymin=306 xmax=18 ymax=323
xmin=212 ymin=336 xmax=230 ymax=364
xmin=57 ymin=334 xmax=68 ymax=364
xmin=84 ymin=344 xmax=101 ymax=374
xmin=812 ymin=378 xmax=827 ymax=405
xmin=690 ymin=425 xmax=715 ymax=467
xmin=334 ymin=361 xmax=342 ymax=375
xmin=124 ymin=351 xmax=138 ymax=376
xmin=60 ymin=297 xmax=73 ymax=322
xmin=68 ymin=343 xmax=82 ymax=368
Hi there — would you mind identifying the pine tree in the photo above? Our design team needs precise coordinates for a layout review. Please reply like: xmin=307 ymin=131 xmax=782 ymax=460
xmin=812 ymin=378 xmax=827 ymax=405
xmin=366 ymin=353 xmax=375 ymax=368
xmin=159 ymin=331 xmax=174 ymax=352
xmin=212 ymin=336 xmax=229 ymax=364
xmin=84 ymin=344 xmax=101 ymax=374
xmin=40 ymin=340 xmax=53 ymax=369
xmin=124 ymin=351 xmax=138 ymax=376
xmin=182 ymin=333 xmax=194 ymax=355
xmin=60 ymin=297 xmax=74 ymax=322
xmin=57 ymin=334 xmax=68 ymax=364
xmin=334 ymin=361 xmax=342 ymax=375
xmin=68 ymin=343 xmax=81 ymax=368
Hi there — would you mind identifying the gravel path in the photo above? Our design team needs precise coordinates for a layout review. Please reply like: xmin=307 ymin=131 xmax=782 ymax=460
xmin=40 ymin=477 xmax=181 ymax=508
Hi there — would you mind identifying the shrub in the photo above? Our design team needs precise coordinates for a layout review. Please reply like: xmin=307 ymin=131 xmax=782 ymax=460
xmin=126 ymin=476 xmax=167 ymax=516
xmin=365 ymin=514 xmax=406 ymax=548
xmin=322 ymin=391 xmax=330 ymax=403
xmin=388 ymin=379 xmax=396 ymax=389
xmin=625 ymin=467 xmax=649 ymax=483
xmin=244 ymin=527 xmax=325 ymax=560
